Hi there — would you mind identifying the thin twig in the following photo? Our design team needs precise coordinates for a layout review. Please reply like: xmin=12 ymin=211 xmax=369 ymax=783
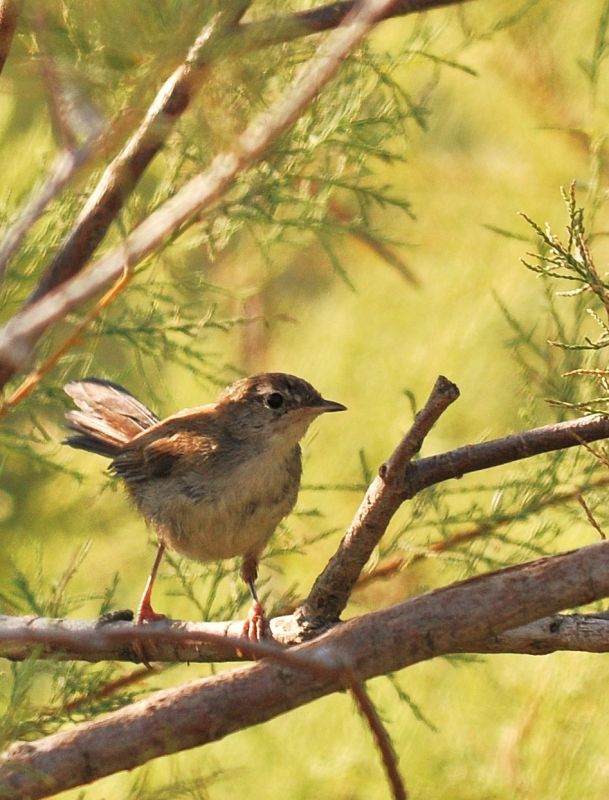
xmin=407 ymin=472 xmax=609 ymax=565
xmin=343 ymin=671 xmax=408 ymax=800
xmin=355 ymin=556 xmax=405 ymax=589
xmin=0 ymin=148 xmax=101 ymax=284
xmin=39 ymin=665 xmax=160 ymax=721
xmin=0 ymin=269 xmax=131 ymax=418
xmin=576 ymin=494 xmax=607 ymax=540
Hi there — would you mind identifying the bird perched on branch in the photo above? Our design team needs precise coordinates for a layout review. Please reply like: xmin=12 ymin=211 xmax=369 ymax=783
xmin=63 ymin=372 xmax=345 ymax=639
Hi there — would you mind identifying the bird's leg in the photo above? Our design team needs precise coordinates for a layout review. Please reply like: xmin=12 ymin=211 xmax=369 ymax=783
xmin=240 ymin=553 xmax=270 ymax=641
xmin=135 ymin=542 xmax=167 ymax=624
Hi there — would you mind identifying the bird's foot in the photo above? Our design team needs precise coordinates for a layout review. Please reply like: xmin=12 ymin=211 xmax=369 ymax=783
xmin=242 ymin=600 xmax=269 ymax=642
xmin=135 ymin=599 xmax=167 ymax=625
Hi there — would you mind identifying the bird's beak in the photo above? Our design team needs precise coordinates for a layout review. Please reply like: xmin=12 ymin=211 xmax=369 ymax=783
xmin=316 ymin=397 xmax=347 ymax=413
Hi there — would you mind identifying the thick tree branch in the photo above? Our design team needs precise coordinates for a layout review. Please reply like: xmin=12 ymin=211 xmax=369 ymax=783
xmin=3 ymin=540 xmax=609 ymax=799
xmin=3 ymin=610 xmax=609 ymax=664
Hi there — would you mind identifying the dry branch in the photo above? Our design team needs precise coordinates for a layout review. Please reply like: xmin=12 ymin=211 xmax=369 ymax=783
xmin=301 ymin=374 xmax=459 ymax=624
xmin=3 ymin=540 xmax=609 ymax=799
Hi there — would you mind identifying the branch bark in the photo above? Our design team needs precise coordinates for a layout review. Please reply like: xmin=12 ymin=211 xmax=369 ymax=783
xmin=3 ymin=540 xmax=609 ymax=799
xmin=3 ymin=610 xmax=609 ymax=664
xmin=398 ymin=414 xmax=609 ymax=498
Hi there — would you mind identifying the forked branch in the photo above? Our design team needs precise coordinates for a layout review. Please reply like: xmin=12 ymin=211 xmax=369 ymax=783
xmin=301 ymin=374 xmax=460 ymax=624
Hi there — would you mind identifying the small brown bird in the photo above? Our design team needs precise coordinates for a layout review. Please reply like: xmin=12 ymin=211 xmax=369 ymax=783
xmin=64 ymin=373 xmax=345 ymax=638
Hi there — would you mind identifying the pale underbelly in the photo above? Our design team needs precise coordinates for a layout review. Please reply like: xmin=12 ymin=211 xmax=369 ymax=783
xmin=137 ymin=483 xmax=297 ymax=562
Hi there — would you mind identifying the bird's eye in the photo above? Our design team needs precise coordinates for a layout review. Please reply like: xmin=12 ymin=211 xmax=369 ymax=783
xmin=265 ymin=392 xmax=284 ymax=409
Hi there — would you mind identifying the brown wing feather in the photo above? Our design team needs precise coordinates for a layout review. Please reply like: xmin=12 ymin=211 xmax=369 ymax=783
xmin=111 ymin=424 xmax=220 ymax=483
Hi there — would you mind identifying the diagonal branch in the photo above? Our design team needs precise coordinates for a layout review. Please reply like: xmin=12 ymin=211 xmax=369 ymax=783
xmin=301 ymin=374 xmax=460 ymax=625
xmin=3 ymin=539 xmax=609 ymax=799
xmin=0 ymin=0 xmax=401 ymax=388
xmin=345 ymin=673 xmax=408 ymax=800
xmin=26 ymin=0 xmax=473 ymax=304
xmin=27 ymin=2 xmax=252 ymax=303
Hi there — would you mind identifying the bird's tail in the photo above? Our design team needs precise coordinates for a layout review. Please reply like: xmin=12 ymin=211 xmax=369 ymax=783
xmin=64 ymin=378 xmax=159 ymax=458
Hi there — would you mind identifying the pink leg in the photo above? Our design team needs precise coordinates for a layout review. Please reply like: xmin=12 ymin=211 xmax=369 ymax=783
xmin=135 ymin=542 xmax=167 ymax=624
xmin=240 ymin=554 xmax=270 ymax=641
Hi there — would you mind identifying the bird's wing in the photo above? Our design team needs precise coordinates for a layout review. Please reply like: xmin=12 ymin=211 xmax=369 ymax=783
xmin=110 ymin=408 xmax=220 ymax=483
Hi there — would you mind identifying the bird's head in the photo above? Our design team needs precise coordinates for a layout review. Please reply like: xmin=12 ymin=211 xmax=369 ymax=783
xmin=217 ymin=372 xmax=346 ymax=448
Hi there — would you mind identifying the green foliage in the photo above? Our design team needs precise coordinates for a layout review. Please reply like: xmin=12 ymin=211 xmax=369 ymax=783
xmin=0 ymin=547 xmax=138 ymax=749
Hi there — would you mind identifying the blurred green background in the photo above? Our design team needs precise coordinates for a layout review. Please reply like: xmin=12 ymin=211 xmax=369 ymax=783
xmin=2 ymin=1 xmax=609 ymax=798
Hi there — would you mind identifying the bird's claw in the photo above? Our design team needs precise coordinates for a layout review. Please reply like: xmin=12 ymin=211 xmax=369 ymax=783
xmin=242 ymin=600 xmax=269 ymax=641
xmin=237 ymin=601 xmax=272 ymax=658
